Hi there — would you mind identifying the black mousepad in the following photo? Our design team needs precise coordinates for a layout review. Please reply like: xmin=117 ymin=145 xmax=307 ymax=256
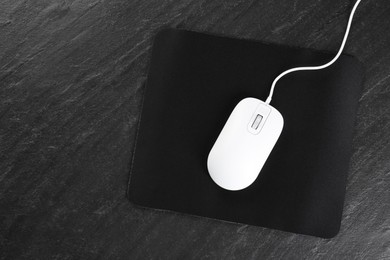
xmin=127 ymin=28 xmax=363 ymax=238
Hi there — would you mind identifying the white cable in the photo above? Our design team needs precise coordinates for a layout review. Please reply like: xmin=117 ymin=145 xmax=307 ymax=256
xmin=265 ymin=0 xmax=362 ymax=104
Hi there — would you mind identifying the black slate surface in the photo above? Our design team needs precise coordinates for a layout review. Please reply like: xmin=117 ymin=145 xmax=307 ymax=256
xmin=0 ymin=0 xmax=389 ymax=259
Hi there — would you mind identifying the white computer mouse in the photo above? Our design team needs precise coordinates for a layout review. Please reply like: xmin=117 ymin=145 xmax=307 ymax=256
xmin=207 ymin=97 xmax=284 ymax=191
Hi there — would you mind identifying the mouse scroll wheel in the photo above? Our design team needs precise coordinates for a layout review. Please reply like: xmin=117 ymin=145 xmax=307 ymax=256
xmin=251 ymin=114 xmax=263 ymax=130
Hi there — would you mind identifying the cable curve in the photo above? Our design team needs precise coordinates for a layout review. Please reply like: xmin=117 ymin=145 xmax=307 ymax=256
xmin=265 ymin=0 xmax=362 ymax=104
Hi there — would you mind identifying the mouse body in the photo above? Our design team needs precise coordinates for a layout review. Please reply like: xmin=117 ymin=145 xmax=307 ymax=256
xmin=207 ymin=98 xmax=284 ymax=191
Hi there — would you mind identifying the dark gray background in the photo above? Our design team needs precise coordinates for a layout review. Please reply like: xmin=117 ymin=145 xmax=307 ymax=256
xmin=0 ymin=0 xmax=389 ymax=259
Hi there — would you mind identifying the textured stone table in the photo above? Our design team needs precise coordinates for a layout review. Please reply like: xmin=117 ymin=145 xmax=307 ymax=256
xmin=1 ymin=0 xmax=389 ymax=259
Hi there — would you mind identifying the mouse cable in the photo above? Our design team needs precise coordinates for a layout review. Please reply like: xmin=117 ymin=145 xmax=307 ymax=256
xmin=265 ymin=0 xmax=362 ymax=105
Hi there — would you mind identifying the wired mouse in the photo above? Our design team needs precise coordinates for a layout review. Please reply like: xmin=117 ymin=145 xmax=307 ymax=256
xmin=206 ymin=0 xmax=362 ymax=191
xmin=207 ymin=98 xmax=283 ymax=191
